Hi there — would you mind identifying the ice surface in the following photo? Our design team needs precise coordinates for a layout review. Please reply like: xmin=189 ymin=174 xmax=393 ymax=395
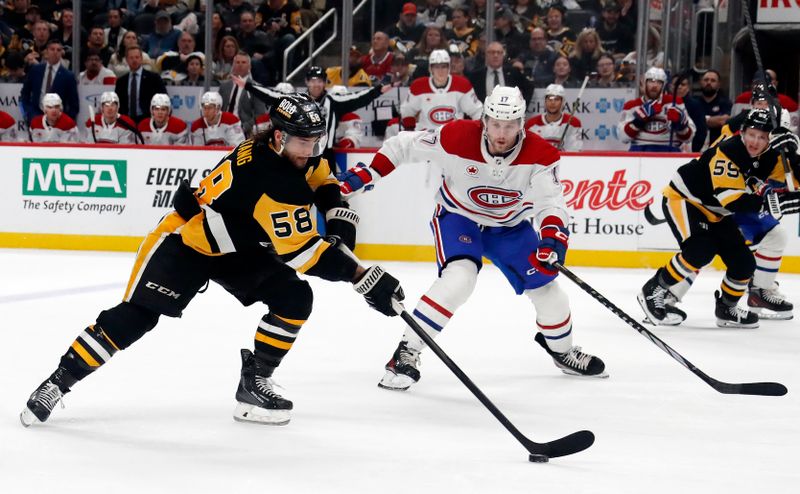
xmin=1 ymin=249 xmax=798 ymax=493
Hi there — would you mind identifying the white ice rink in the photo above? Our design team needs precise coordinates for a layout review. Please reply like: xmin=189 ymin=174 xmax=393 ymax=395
xmin=1 ymin=248 xmax=798 ymax=493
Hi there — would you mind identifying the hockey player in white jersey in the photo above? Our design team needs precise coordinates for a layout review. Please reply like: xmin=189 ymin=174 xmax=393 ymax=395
xmin=619 ymin=67 xmax=696 ymax=152
xmin=190 ymin=91 xmax=245 ymax=146
xmin=402 ymin=49 xmax=483 ymax=131
xmin=525 ymin=83 xmax=582 ymax=151
xmin=85 ymin=91 xmax=140 ymax=144
xmin=340 ymin=86 xmax=608 ymax=390
xmin=139 ymin=93 xmax=189 ymax=146
xmin=29 ymin=93 xmax=79 ymax=143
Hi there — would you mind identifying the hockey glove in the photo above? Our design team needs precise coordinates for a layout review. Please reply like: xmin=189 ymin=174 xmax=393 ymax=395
xmin=529 ymin=223 xmax=569 ymax=276
xmin=746 ymin=176 xmax=785 ymax=197
xmin=769 ymin=129 xmax=800 ymax=156
xmin=666 ymin=107 xmax=687 ymax=130
xmin=339 ymin=162 xmax=376 ymax=196
xmin=765 ymin=190 xmax=800 ymax=220
xmin=173 ymin=179 xmax=202 ymax=221
xmin=325 ymin=207 xmax=359 ymax=251
xmin=353 ymin=265 xmax=405 ymax=316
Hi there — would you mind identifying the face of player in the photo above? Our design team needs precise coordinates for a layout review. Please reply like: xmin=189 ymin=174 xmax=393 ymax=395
xmin=742 ymin=128 xmax=770 ymax=157
xmin=306 ymin=77 xmax=325 ymax=99
xmin=44 ymin=105 xmax=62 ymax=123
xmin=102 ymin=102 xmax=118 ymax=121
xmin=430 ymin=63 xmax=449 ymax=85
xmin=545 ymin=95 xmax=563 ymax=115
xmin=752 ymin=99 xmax=769 ymax=110
xmin=279 ymin=131 xmax=323 ymax=168
xmin=202 ymin=104 xmax=220 ymax=123
xmin=485 ymin=117 xmax=521 ymax=155
xmin=644 ymin=79 xmax=663 ymax=100
xmin=151 ymin=106 xmax=169 ymax=125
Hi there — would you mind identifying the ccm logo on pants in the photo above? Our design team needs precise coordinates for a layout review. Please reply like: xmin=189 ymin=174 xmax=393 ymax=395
xmin=145 ymin=282 xmax=181 ymax=299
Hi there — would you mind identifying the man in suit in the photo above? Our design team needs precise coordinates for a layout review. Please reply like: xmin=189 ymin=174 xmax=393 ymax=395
xmin=114 ymin=46 xmax=167 ymax=124
xmin=219 ymin=51 xmax=267 ymax=137
xmin=467 ymin=41 xmax=531 ymax=103
xmin=20 ymin=40 xmax=80 ymax=124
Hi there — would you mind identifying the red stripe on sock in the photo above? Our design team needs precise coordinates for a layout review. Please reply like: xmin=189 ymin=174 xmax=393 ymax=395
xmin=537 ymin=315 xmax=571 ymax=330
xmin=754 ymin=252 xmax=782 ymax=262
xmin=421 ymin=295 xmax=453 ymax=318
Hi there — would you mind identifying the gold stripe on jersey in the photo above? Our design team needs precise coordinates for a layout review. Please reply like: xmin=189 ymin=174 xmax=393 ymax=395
xmin=124 ymin=212 xmax=187 ymax=301
xmin=663 ymin=184 xmax=722 ymax=223
xmin=664 ymin=198 xmax=691 ymax=241
xmin=767 ymin=155 xmax=800 ymax=188
xmin=305 ymin=157 xmax=338 ymax=191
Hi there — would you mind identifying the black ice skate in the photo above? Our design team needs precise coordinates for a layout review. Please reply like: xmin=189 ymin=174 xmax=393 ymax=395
xmin=637 ymin=272 xmax=684 ymax=326
xmin=378 ymin=341 xmax=421 ymax=391
xmin=535 ymin=333 xmax=608 ymax=378
xmin=20 ymin=366 xmax=76 ymax=427
xmin=715 ymin=291 xmax=759 ymax=328
xmin=748 ymin=283 xmax=794 ymax=320
xmin=233 ymin=349 xmax=292 ymax=425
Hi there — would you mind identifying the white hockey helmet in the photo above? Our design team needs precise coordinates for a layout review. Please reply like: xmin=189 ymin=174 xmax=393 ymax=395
xmin=42 ymin=93 xmax=62 ymax=108
xmin=429 ymin=49 xmax=451 ymax=67
xmin=329 ymin=85 xmax=348 ymax=96
xmin=150 ymin=93 xmax=171 ymax=110
xmin=544 ymin=83 xmax=565 ymax=99
xmin=275 ymin=82 xmax=295 ymax=94
xmin=644 ymin=67 xmax=667 ymax=83
xmin=483 ymin=86 xmax=526 ymax=122
xmin=200 ymin=91 xmax=223 ymax=108
xmin=100 ymin=91 xmax=120 ymax=107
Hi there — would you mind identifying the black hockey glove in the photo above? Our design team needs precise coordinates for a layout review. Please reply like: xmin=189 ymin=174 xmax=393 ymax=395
xmin=353 ymin=265 xmax=405 ymax=317
xmin=765 ymin=190 xmax=800 ymax=220
xmin=173 ymin=179 xmax=202 ymax=221
xmin=325 ymin=207 xmax=359 ymax=251
xmin=769 ymin=129 xmax=800 ymax=155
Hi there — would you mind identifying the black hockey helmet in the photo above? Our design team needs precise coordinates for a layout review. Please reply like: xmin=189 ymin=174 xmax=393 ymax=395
xmin=270 ymin=93 xmax=327 ymax=155
xmin=750 ymin=81 xmax=777 ymax=103
xmin=742 ymin=108 xmax=774 ymax=133
xmin=305 ymin=65 xmax=326 ymax=81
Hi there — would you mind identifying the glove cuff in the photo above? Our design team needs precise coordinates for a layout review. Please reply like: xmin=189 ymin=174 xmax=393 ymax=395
xmin=326 ymin=207 xmax=360 ymax=227
xmin=353 ymin=265 xmax=384 ymax=294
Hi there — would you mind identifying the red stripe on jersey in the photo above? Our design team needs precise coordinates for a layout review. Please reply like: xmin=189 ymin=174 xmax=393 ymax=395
xmin=371 ymin=152 xmax=396 ymax=177
xmin=421 ymin=295 xmax=453 ymax=318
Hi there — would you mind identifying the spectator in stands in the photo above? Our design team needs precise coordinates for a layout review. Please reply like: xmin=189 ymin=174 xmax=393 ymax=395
xmin=4 ymin=0 xmax=30 ymax=34
xmin=144 ymin=11 xmax=181 ymax=59
xmin=733 ymin=70 xmax=799 ymax=117
xmin=213 ymin=35 xmax=240 ymax=82
xmin=467 ymin=41 xmax=530 ymax=101
xmin=210 ymin=12 xmax=234 ymax=54
xmin=219 ymin=0 xmax=254 ymax=32
xmin=20 ymin=39 xmax=79 ymax=123
xmin=190 ymin=91 xmax=245 ymax=146
xmin=449 ymin=47 xmax=466 ymax=77
xmin=510 ymin=0 xmax=539 ymax=32
xmin=139 ymin=93 xmax=189 ymax=145
xmin=219 ymin=51 xmax=267 ymax=137
xmin=469 ymin=0 xmax=489 ymax=31
xmin=52 ymin=8 xmax=85 ymax=65
xmin=408 ymin=26 xmax=449 ymax=78
xmin=388 ymin=52 xmax=415 ymax=87
xmin=80 ymin=49 xmax=117 ymax=85
xmin=115 ymin=45 xmax=168 ymax=124
xmin=418 ymin=0 xmax=452 ymax=29
xmin=30 ymin=20 xmax=52 ymax=60
xmin=613 ymin=0 xmax=638 ymax=33
xmin=180 ymin=54 xmax=205 ymax=86
xmin=361 ymin=31 xmax=394 ymax=81
xmin=109 ymin=31 xmax=155 ymax=77
xmin=259 ymin=0 xmax=303 ymax=79
xmin=569 ymin=28 xmax=605 ymax=81
xmin=447 ymin=8 xmax=480 ymax=57
xmin=236 ymin=10 xmax=271 ymax=63
xmin=85 ymin=26 xmax=114 ymax=68
xmin=615 ymin=58 xmax=635 ymax=87
xmin=29 ymin=93 xmax=79 ymax=143
xmin=158 ymin=31 xmax=201 ymax=75
xmin=326 ymin=46 xmax=373 ymax=87
xmin=525 ymin=83 xmax=583 ymax=152
xmin=622 ymin=25 xmax=664 ymax=69
xmin=385 ymin=3 xmax=425 ymax=56
xmin=85 ymin=91 xmax=139 ymax=144
xmin=19 ymin=3 xmax=41 ymax=40
xmin=544 ymin=4 xmax=575 ymax=57
xmin=551 ymin=54 xmax=580 ymax=88
xmin=494 ymin=7 xmax=527 ymax=60
xmin=1 ymin=52 xmax=27 ymax=83
xmin=588 ymin=53 xmax=617 ymax=88
xmin=513 ymin=27 xmax=557 ymax=88
xmin=595 ymin=1 xmax=634 ymax=59
xmin=105 ymin=8 xmax=128 ymax=55
xmin=0 ymin=108 xmax=18 ymax=142
xmin=695 ymin=69 xmax=732 ymax=150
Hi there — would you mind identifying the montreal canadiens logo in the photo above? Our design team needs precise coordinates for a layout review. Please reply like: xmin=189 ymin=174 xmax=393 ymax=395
xmin=428 ymin=106 xmax=456 ymax=124
xmin=468 ymin=186 xmax=522 ymax=209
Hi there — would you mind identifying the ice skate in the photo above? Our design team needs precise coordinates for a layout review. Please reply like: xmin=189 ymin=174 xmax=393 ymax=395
xmin=663 ymin=291 xmax=688 ymax=325
xmin=715 ymin=291 xmax=759 ymax=328
xmin=748 ymin=283 xmax=793 ymax=320
xmin=20 ymin=366 xmax=75 ymax=427
xmin=378 ymin=341 xmax=421 ymax=391
xmin=233 ymin=349 xmax=292 ymax=425
xmin=637 ymin=273 xmax=672 ymax=325
xmin=535 ymin=333 xmax=608 ymax=378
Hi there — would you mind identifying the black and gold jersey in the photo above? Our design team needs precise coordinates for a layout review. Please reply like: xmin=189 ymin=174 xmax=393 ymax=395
xmin=664 ymin=137 xmax=764 ymax=221
xmin=179 ymin=138 xmax=351 ymax=277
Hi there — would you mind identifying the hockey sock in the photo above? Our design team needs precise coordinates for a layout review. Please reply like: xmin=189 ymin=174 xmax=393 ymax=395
xmin=661 ymin=254 xmax=699 ymax=287
xmin=58 ymin=325 xmax=121 ymax=389
xmin=753 ymin=251 xmax=782 ymax=288
xmin=720 ymin=275 xmax=749 ymax=304
xmin=527 ymin=282 xmax=572 ymax=354
xmin=253 ymin=313 xmax=304 ymax=370
xmin=668 ymin=270 xmax=697 ymax=301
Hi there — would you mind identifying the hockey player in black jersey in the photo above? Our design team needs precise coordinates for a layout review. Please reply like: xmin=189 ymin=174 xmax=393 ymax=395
xmin=21 ymin=93 xmax=405 ymax=427
xmin=638 ymin=109 xmax=800 ymax=328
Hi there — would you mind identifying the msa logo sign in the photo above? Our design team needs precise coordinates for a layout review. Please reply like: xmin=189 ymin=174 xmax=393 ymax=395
xmin=22 ymin=158 xmax=126 ymax=197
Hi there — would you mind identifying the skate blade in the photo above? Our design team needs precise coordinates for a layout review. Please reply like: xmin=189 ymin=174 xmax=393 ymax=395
xmin=749 ymin=308 xmax=793 ymax=320
xmin=233 ymin=402 xmax=291 ymax=426
xmin=557 ymin=366 xmax=610 ymax=379
xmin=20 ymin=407 xmax=39 ymax=428
xmin=715 ymin=318 xmax=759 ymax=329
xmin=377 ymin=370 xmax=415 ymax=391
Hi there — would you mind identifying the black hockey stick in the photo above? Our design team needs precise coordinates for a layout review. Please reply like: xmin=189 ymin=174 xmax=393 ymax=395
xmin=557 ymin=74 xmax=590 ymax=151
xmin=643 ymin=202 xmax=667 ymax=225
xmin=553 ymin=263 xmax=787 ymax=397
xmin=741 ymin=0 xmax=795 ymax=192
xmin=393 ymin=300 xmax=595 ymax=461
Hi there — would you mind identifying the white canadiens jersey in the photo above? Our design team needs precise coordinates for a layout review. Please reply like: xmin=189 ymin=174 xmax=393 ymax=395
xmin=619 ymin=94 xmax=696 ymax=148
xmin=402 ymin=75 xmax=483 ymax=131
xmin=368 ymin=120 xmax=569 ymax=228
xmin=139 ymin=116 xmax=189 ymax=145
xmin=85 ymin=114 xmax=138 ymax=144
xmin=525 ymin=113 xmax=583 ymax=152
xmin=191 ymin=112 xmax=245 ymax=146
xmin=0 ymin=111 xmax=19 ymax=142
xmin=30 ymin=114 xmax=79 ymax=143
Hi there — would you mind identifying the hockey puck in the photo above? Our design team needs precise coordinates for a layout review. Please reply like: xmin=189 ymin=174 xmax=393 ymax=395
xmin=528 ymin=454 xmax=549 ymax=463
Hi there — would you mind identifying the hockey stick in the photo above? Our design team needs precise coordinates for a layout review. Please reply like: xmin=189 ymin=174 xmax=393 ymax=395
xmin=552 ymin=263 xmax=788 ymax=397
xmin=557 ymin=74 xmax=590 ymax=151
xmin=741 ymin=0 xmax=795 ymax=192
xmin=643 ymin=202 xmax=667 ymax=225
xmin=667 ymin=69 xmax=690 ymax=151
xmin=392 ymin=300 xmax=595 ymax=461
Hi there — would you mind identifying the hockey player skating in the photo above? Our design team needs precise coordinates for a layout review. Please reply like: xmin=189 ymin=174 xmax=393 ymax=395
xmin=29 ymin=93 xmax=79 ymax=143
xmin=340 ymin=86 xmax=607 ymax=391
xmin=190 ymin=91 xmax=245 ymax=146
xmin=638 ymin=109 xmax=800 ymax=328
xmin=139 ymin=93 xmax=189 ymax=145
xmin=85 ymin=91 xmax=140 ymax=144
xmin=619 ymin=67 xmax=695 ymax=152
xmin=21 ymin=93 xmax=405 ymax=427
xmin=525 ymin=83 xmax=582 ymax=152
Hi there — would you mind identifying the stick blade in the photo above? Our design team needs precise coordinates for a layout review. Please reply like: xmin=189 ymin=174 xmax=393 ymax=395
xmin=714 ymin=381 xmax=788 ymax=396
xmin=524 ymin=430 xmax=595 ymax=459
